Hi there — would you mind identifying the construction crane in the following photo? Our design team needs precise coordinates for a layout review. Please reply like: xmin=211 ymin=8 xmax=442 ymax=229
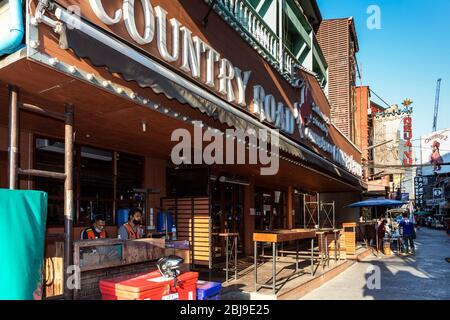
xmin=433 ymin=78 xmax=442 ymax=132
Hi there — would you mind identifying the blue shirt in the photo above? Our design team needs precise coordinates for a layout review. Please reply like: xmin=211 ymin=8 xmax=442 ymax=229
xmin=400 ymin=218 xmax=414 ymax=236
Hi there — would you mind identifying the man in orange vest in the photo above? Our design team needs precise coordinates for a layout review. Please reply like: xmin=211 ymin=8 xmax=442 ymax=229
xmin=118 ymin=208 xmax=143 ymax=240
xmin=81 ymin=214 xmax=108 ymax=240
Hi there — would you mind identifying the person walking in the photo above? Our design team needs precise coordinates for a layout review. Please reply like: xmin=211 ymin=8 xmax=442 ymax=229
xmin=377 ymin=219 xmax=387 ymax=254
xmin=399 ymin=212 xmax=415 ymax=255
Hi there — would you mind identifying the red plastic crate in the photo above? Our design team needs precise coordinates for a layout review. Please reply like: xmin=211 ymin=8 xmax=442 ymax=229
xmin=99 ymin=270 xmax=198 ymax=300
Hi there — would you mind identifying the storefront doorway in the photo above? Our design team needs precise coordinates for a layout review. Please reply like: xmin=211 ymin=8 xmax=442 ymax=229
xmin=254 ymin=188 xmax=287 ymax=231
xmin=211 ymin=181 xmax=245 ymax=255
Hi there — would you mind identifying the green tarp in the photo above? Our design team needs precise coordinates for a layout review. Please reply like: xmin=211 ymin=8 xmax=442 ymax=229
xmin=0 ymin=189 xmax=48 ymax=300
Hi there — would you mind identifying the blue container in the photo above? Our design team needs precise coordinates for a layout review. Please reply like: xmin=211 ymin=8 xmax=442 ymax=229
xmin=156 ymin=210 xmax=174 ymax=232
xmin=196 ymin=281 xmax=222 ymax=300
xmin=116 ymin=208 xmax=130 ymax=227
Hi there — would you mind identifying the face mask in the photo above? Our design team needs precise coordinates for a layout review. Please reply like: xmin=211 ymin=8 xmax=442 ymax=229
xmin=133 ymin=219 xmax=141 ymax=225
xmin=95 ymin=227 xmax=103 ymax=233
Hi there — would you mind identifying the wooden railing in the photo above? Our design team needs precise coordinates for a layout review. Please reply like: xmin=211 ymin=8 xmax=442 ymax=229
xmin=211 ymin=0 xmax=327 ymax=86
xmin=214 ymin=0 xmax=280 ymax=65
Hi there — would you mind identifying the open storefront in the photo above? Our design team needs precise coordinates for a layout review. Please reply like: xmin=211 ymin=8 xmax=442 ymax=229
xmin=0 ymin=0 xmax=365 ymax=299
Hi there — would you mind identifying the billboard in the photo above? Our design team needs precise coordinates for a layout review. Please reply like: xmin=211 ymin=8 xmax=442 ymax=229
xmin=372 ymin=110 xmax=404 ymax=174
xmin=420 ymin=128 xmax=450 ymax=175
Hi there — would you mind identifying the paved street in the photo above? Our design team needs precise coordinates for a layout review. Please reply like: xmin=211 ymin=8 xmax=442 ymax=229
xmin=301 ymin=228 xmax=450 ymax=300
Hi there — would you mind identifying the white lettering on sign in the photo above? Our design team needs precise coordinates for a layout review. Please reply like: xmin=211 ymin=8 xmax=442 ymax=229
xmin=202 ymin=42 xmax=221 ymax=88
xmin=123 ymin=0 xmax=155 ymax=45
xmin=86 ymin=0 xmax=362 ymax=177
xmin=234 ymin=68 xmax=252 ymax=106
xmin=180 ymin=27 xmax=202 ymax=79
xmin=155 ymin=6 xmax=180 ymax=62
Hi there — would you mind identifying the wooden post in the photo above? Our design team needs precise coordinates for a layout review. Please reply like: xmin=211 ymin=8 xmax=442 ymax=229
xmin=63 ymin=104 xmax=74 ymax=300
xmin=8 ymin=85 xmax=19 ymax=190
xmin=243 ymin=178 xmax=255 ymax=256
xmin=287 ymin=186 xmax=293 ymax=229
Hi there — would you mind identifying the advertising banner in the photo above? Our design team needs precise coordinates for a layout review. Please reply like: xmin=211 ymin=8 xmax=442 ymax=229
xmin=420 ymin=128 xmax=450 ymax=175
xmin=373 ymin=112 xmax=404 ymax=174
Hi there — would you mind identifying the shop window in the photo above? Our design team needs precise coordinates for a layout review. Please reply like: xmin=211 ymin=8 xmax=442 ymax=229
xmin=211 ymin=182 xmax=245 ymax=256
xmin=78 ymin=146 xmax=113 ymax=225
xmin=254 ymin=188 xmax=286 ymax=230
xmin=116 ymin=152 xmax=144 ymax=210
xmin=34 ymin=137 xmax=144 ymax=226
xmin=294 ymin=190 xmax=305 ymax=228
xmin=167 ymin=167 xmax=209 ymax=197
xmin=35 ymin=138 xmax=67 ymax=226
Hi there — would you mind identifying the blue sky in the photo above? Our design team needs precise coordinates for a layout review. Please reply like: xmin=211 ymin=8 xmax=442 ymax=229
xmin=317 ymin=0 xmax=450 ymax=159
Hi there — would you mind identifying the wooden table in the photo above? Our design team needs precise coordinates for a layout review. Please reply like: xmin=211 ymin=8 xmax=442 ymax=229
xmin=212 ymin=232 xmax=239 ymax=282
xmin=253 ymin=229 xmax=316 ymax=295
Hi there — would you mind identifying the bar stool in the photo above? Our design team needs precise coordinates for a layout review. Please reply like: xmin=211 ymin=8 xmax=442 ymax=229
xmin=214 ymin=232 xmax=239 ymax=282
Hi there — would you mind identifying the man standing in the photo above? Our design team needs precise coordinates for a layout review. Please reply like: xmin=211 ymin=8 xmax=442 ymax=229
xmin=399 ymin=212 xmax=415 ymax=255
xmin=81 ymin=214 xmax=108 ymax=240
xmin=377 ymin=219 xmax=387 ymax=254
xmin=118 ymin=208 xmax=143 ymax=240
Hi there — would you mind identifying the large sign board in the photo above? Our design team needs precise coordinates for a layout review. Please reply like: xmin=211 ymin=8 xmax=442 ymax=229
xmin=373 ymin=108 xmax=406 ymax=174
xmin=403 ymin=115 xmax=413 ymax=165
xmin=31 ymin=0 xmax=363 ymax=177
xmin=420 ymin=128 xmax=450 ymax=175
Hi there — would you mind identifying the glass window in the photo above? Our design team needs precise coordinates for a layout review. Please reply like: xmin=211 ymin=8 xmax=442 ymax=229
xmin=116 ymin=152 xmax=144 ymax=198
xmin=34 ymin=138 xmax=144 ymax=226
xmin=35 ymin=138 xmax=67 ymax=226
xmin=78 ymin=146 xmax=113 ymax=225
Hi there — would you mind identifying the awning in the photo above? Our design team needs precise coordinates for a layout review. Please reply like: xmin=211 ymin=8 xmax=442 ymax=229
xmin=346 ymin=198 xmax=405 ymax=208
xmin=52 ymin=7 xmax=363 ymax=188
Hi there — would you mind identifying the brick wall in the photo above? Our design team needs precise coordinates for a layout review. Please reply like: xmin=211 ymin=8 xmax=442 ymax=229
xmin=76 ymin=261 xmax=158 ymax=300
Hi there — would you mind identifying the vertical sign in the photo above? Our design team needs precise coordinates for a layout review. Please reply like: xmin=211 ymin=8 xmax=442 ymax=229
xmin=403 ymin=116 xmax=413 ymax=165
xmin=414 ymin=176 xmax=424 ymax=207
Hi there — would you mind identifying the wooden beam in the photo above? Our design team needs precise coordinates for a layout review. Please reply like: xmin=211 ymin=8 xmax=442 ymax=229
xmin=18 ymin=168 xmax=66 ymax=180
xmin=287 ymin=185 xmax=294 ymax=229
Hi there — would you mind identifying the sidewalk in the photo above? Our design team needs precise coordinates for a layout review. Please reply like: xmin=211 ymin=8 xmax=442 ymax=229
xmin=301 ymin=228 xmax=450 ymax=300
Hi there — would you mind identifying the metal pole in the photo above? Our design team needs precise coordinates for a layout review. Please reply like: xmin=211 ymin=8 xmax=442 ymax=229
xmin=295 ymin=239 xmax=299 ymax=273
xmin=334 ymin=231 xmax=337 ymax=263
xmin=310 ymin=237 xmax=314 ymax=276
xmin=63 ymin=104 xmax=74 ymax=300
xmin=254 ymin=241 xmax=258 ymax=292
xmin=234 ymin=235 xmax=237 ymax=281
xmin=226 ymin=234 xmax=229 ymax=282
xmin=8 ymin=86 xmax=19 ymax=190
xmin=317 ymin=193 xmax=320 ymax=229
xmin=303 ymin=194 xmax=306 ymax=228
xmin=272 ymin=242 xmax=276 ymax=295
xmin=332 ymin=201 xmax=335 ymax=229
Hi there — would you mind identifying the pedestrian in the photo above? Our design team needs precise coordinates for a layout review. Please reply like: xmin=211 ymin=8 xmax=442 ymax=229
xmin=399 ymin=212 xmax=415 ymax=255
xmin=377 ymin=219 xmax=387 ymax=254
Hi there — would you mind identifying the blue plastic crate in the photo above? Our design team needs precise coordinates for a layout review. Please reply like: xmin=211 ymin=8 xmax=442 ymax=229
xmin=196 ymin=281 xmax=222 ymax=300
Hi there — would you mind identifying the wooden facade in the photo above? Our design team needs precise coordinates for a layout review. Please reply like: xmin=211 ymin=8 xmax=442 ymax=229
xmin=0 ymin=0 xmax=366 ymax=298
xmin=317 ymin=18 xmax=359 ymax=142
